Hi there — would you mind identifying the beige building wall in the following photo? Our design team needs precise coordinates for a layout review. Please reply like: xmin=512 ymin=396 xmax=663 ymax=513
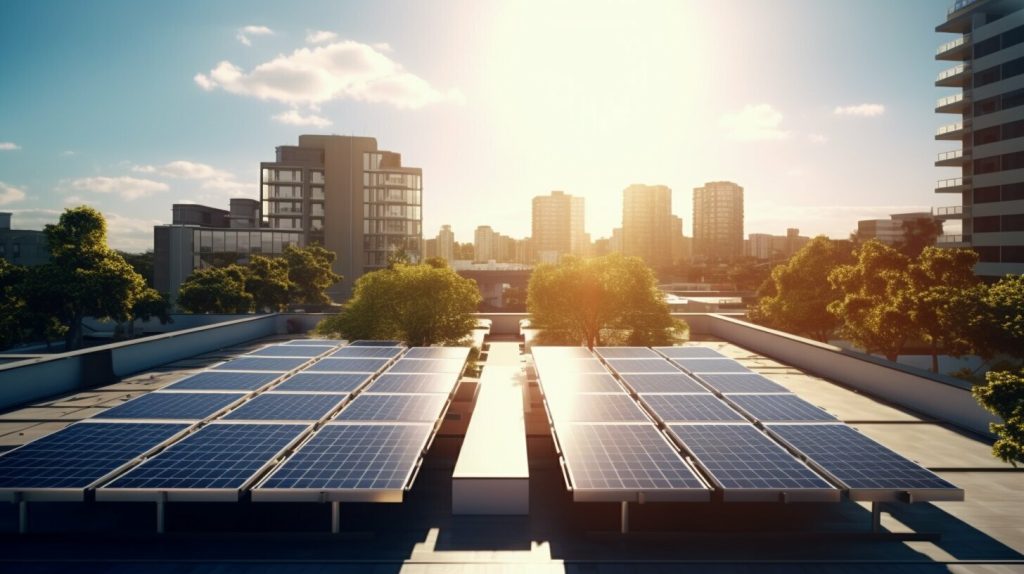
xmin=622 ymin=184 xmax=673 ymax=268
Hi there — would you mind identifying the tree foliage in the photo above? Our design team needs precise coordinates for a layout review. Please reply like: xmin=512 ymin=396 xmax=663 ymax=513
xmin=982 ymin=274 xmax=1024 ymax=359
xmin=0 ymin=260 xmax=27 ymax=348
xmin=897 ymin=217 xmax=944 ymax=259
xmin=283 ymin=244 xmax=341 ymax=306
xmin=749 ymin=237 xmax=853 ymax=341
xmin=316 ymin=263 xmax=481 ymax=346
xmin=973 ymin=369 xmax=1024 ymax=466
xmin=177 ymin=265 xmax=253 ymax=314
xmin=527 ymin=253 xmax=684 ymax=349
xmin=246 ymin=255 xmax=293 ymax=312
xmin=909 ymin=247 xmax=982 ymax=372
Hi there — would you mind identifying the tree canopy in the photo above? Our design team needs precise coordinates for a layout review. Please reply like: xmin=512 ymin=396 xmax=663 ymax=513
xmin=527 ymin=253 xmax=684 ymax=349
xmin=284 ymin=244 xmax=341 ymax=306
xmin=316 ymin=262 xmax=481 ymax=346
xmin=909 ymin=247 xmax=982 ymax=372
xmin=177 ymin=265 xmax=253 ymax=314
xmin=973 ymin=369 xmax=1024 ymax=467
xmin=246 ymin=255 xmax=293 ymax=312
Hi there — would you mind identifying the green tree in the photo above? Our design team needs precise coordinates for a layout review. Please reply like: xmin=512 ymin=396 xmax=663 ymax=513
xmin=126 ymin=288 xmax=173 ymax=337
xmin=316 ymin=263 xmax=481 ymax=346
xmin=177 ymin=265 xmax=253 ymax=314
xmin=117 ymin=250 xmax=155 ymax=288
xmin=909 ymin=247 xmax=982 ymax=372
xmin=386 ymin=246 xmax=412 ymax=269
xmin=973 ymin=369 xmax=1024 ymax=466
xmin=283 ymin=245 xmax=342 ymax=306
xmin=897 ymin=217 xmax=944 ymax=259
xmin=246 ymin=255 xmax=293 ymax=312
xmin=727 ymin=257 xmax=771 ymax=292
xmin=828 ymin=240 xmax=916 ymax=361
xmin=0 ymin=260 xmax=27 ymax=348
xmin=982 ymin=274 xmax=1024 ymax=360
xmin=527 ymin=253 xmax=684 ymax=349
xmin=749 ymin=237 xmax=853 ymax=342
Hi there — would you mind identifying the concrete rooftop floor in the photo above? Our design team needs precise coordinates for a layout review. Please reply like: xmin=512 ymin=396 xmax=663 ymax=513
xmin=0 ymin=337 xmax=1021 ymax=573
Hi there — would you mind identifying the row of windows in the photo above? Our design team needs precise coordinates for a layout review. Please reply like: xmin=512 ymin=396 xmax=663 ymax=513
xmin=363 ymin=188 xmax=422 ymax=204
xmin=974 ymin=54 xmax=1024 ymax=89
xmin=974 ymin=118 xmax=1024 ymax=146
xmin=973 ymin=213 xmax=1024 ymax=232
xmin=363 ymin=236 xmax=422 ymax=251
xmin=974 ymin=182 xmax=1024 ymax=203
xmin=363 ymin=204 xmax=421 ymax=219
xmin=362 ymin=172 xmax=422 ymax=189
xmin=975 ymin=245 xmax=1024 ymax=263
xmin=973 ymin=85 xmax=1024 ymax=117
xmin=262 ymin=185 xmax=326 ymax=200
xmin=363 ymin=220 xmax=422 ymax=235
xmin=193 ymin=230 xmax=301 ymax=254
xmin=973 ymin=149 xmax=1024 ymax=174
xmin=266 ymin=201 xmax=325 ymax=216
xmin=270 ymin=217 xmax=324 ymax=231
xmin=974 ymin=23 xmax=1024 ymax=59
xmin=261 ymin=169 xmax=325 ymax=184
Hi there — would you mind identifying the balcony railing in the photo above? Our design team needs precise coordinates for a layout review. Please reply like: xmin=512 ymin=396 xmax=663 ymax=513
xmin=937 ymin=149 xmax=966 ymax=162
xmin=948 ymin=0 xmax=979 ymax=16
xmin=936 ymin=35 xmax=968 ymax=56
xmin=937 ymin=63 xmax=968 ymax=82
xmin=936 ymin=177 xmax=970 ymax=191
xmin=933 ymin=205 xmax=970 ymax=218
xmin=937 ymin=93 xmax=965 ymax=108
xmin=936 ymin=121 xmax=964 ymax=136
xmin=937 ymin=234 xmax=970 ymax=245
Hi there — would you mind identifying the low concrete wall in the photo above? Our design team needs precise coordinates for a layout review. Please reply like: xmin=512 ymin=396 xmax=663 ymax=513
xmin=474 ymin=313 xmax=526 ymax=337
xmin=702 ymin=314 xmax=998 ymax=437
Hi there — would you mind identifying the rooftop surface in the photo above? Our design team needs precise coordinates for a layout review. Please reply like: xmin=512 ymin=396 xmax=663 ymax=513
xmin=0 ymin=337 xmax=1021 ymax=572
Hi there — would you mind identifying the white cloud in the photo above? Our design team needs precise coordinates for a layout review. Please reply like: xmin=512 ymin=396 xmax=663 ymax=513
xmin=194 ymin=39 xmax=463 ymax=109
xmin=133 ymin=160 xmax=230 ymax=180
xmin=67 ymin=176 xmax=169 ymax=200
xmin=306 ymin=30 xmax=338 ymax=44
xmin=0 ymin=181 xmax=27 ymax=205
xmin=236 ymin=25 xmax=273 ymax=47
xmin=131 ymin=160 xmax=253 ymax=201
xmin=272 ymin=109 xmax=332 ymax=128
xmin=60 ymin=150 xmax=77 ymax=157
xmin=0 ymin=142 xmax=20 ymax=151
xmin=2 ymin=208 xmax=158 ymax=251
xmin=719 ymin=104 xmax=790 ymax=141
xmin=833 ymin=103 xmax=885 ymax=117
xmin=807 ymin=133 xmax=828 ymax=144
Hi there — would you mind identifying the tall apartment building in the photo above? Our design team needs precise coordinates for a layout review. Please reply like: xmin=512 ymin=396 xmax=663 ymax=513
xmin=935 ymin=0 xmax=1024 ymax=276
xmin=474 ymin=225 xmax=496 ymax=262
xmin=746 ymin=228 xmax=811 ymax=260
xmin=692 ymin=181 xmax=744 ymax=262
xmin=622 ymin=184 xmax=673 ymax=269
xmin=532 ymin=191 xmax=586 ymax=264
xmin=436 ymin=224 xmax=455 ymax=263
xmin=670 ymin=215 xmax=689 ymax=264
xmin=260 ymin=135 xmax=423 ymax=297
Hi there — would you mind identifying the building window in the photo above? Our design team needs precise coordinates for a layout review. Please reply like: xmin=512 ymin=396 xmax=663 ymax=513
xmin=975 ymin=246 xmax=1000 ymax=262
xmin=974 ymin=215 xmax=1001 ymax=233
xmin=1003 ymin=246 xmax=1024 ymax=263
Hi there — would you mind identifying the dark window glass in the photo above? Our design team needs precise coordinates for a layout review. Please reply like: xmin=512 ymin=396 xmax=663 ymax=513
xmin=1004 ymin=56 xmax=1024 ymax=82
xmin=1004 ymin=25 xmax=1024 ymax=50
xmin=975 ymin=215 xmax=1001 ymax=232
xmin=1003 ymin=119 xmax=1024 ymax=141
xmin=1005 ymin=151 xmax=1024 ymax=171
xmin=1003 ymin=214 xmax=1024 ymax=231
xmin=975 ymin=36 xmax=1000 ymax=58
xmin=975 ymin=95 xmax=1000 ymax=116
xmin=12 ymin=244 xmax=19 ymax=258
xmin=1004 ymin=87 xmax=1024 ymax=111
xmin=975 ymin=185 xmax=1002 ymax=203
xmin=1003 ymin=246 xmax=1024 ymax=263
xmin=975 ymin=246 xmax=1000 ymax=262
xmin=975 ymin=156 xmax=1001 ymax=174
xmin=1004 ymin=182 xmax=1024 ymax=201
xmin=974 ymin=125 xmax=1001 ymax=145
xmin=975 ymin=65 xmax=1001 ymax=88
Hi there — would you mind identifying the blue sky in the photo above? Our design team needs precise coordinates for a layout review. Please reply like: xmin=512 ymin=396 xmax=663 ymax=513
xmin=0 ymin=0 xmax=957 ymax=251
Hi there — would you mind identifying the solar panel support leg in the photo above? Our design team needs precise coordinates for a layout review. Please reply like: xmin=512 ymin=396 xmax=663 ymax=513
xmin=156 ymin=495 xmax=166 ymax=534
xmin=871 ymin=502 xmax=882 ymax=533
xmin=17 ymin=498 xmax=27 ymax=534
xmin=331 ymin=501 xmax=340 ymax=534
xmin=620 ymin=501 xmax=629 ymax=534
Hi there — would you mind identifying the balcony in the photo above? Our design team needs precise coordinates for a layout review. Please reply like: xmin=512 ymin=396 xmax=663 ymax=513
xmin=948 ymin=0 xmax=979 ymax=16
xmin=935 ymin=120 xmax=968 ymax=141
xmin=935 ymin=91 xmax=970 ymax=114
xmin=936 ymin=63 xmax=970 ymax=87
xmin=936 ymin=34 xmax=970 ymax=61
xmin=936 ymin=233 xmax=971 ymax=247
xmin=932 ymin=205 xmax=970 ymax=219
xmin=935 ymin=177 xmax=971 ymax=193
xmin=935 ymin=148 xmax=970 ymax=167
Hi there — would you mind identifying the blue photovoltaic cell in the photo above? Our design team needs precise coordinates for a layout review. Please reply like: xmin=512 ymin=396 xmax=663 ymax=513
xmin=103 ymin=423 xmax=307 ymax=490
xmin=672 ymin=358 xmax=752 ymax=374
xmin=223 ymin=393 xmax=347 ymax=421
xmin=247 ymin=346 xmax=328 ymax=358
xmin=595 ymin=347 xmax=660 ymax=359
xmin=388 ymin=358 xmax=466 ymax=374
xmin=728 ymin=394 xmax=837 ymax=422
xmin=350 ymin=340 xmax=403 ymax=347
xmin=164 ymin=371 xmax=281 ymax=392
xmin=328 ymin=347 xmax=404 ymax=359
xmin=605 ymin=358 xmax=680 ymax=374
xmin=95 ymin=392 xmax=242 ymax=420
xmin=403 ymin=347 xmax=472 ymax=360
xmin=697 ymin=374 xmax=789 ymax=394
xmin=213 ymin=357 xmax=309 ymax=372
xmin=640 ymin=394 xmax=746 ymax=422
xmin=282 ymin=339 xmax=341 ymax=347
xmin=548 ymin=394 xmax=649 ymax=423
xmin=273 ymin=373 xmax=370 ymax=393
xmin=619 ymin=373 xmax=709 ymax=394
xmin=768 ymin=424 xmax=959 ymax=491
xmin=541 ymin=372 xmax=623 ymax=393
xmin=336 ymin=393 xmax=448 ymax=422
xmin=306 ymin=358 xmax=390 ymax=373
xmin=0 ymin=422 xmax=188 ymax=490
xmin=558 ymin=423 xmax=706 ymax=491
xmin=654 ymin=347 xmax=726 ymax=359
xmin=668 ymin=424 xmax=833 ymax=490
xmin=260 ymin=423 xmax=431 ymax=490
xmin=364 ymin=373 xmax=459 ymax=394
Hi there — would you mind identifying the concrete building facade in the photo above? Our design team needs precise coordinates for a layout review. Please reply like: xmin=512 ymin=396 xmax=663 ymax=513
xmin=622 ymin=184 xmax=673 ymax=268
xmin=436 ymin=224 xmax=455 ymax=263
xmin=531 ymin=191 xmax=586 ymax=264
xmin=0 ymin=213 xmax=49 ymax=267
xmin=856 ymin=212 xmax=938 ymax=246
xmin=693 ymin=181 xmax=744 ymax=262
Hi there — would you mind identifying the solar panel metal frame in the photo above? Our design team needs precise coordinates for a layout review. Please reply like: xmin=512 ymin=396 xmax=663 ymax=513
xmin=252 ymin=421 xmax=434 ymax=503
xmin=163 ymin=371 xmax=284 ymax=392
xmin=666 ymin=423 xmax=840 ymax=503
xmin=618 ymin=373 xmax=711 ymax=394
xmin=594 ymin=347 xmax=661 ymax=359
xmin=349 ymin=340 xmax=404 ymax=347
xmin=271 ymin=372 xmax=372 ymax=394
xmin=246 ymin=345 xmax=330 ymax=358
xmin=0 ymin=420 xmax=193 ymax=502
xmin=672 ymin=358 xmax=753 ymax=374
xmin=95 ymin=421 xmax=313 ymax=502
xmin=654 ymin=346 xmax=727 ymax=359
xmin=725 ymin=394 xmax=838 ymax=422
xmin=93 ymin=391 xmax=248 ymax=422
xmin=765 ymin=423 xmax=965 ymax=502
xmin=281 ymin=339 xmax=343 ymax=347
xmin=222 ymin=392 xmax=350 ymax=421
xmin=638 ymin=394 xmax=747 ymax=424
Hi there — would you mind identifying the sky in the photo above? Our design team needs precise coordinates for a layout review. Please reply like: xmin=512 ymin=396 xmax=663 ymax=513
xmin=0 ymin=0 xmax=959 ymax=251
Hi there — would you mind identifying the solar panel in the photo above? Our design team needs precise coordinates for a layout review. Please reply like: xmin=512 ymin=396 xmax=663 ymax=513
xmin=328 ymin=347 xmax=404 ymax=359
xmin=349 ymin=340 xmax=403 ymax=347
xmin=282 ymin=339 xmax=341 ymax=347
xmin=767 ymin=424 xmax=961 ymax=497
xmin=101 ymin=423 xmax=308 ymax=494
xmin=532 ymin=346 xmax=593 ymax=359
xmin=640 ymin=394 xmax=746 ymax=422
xmin=306 ymin=358 xmax=390 ymax=373
xmin=557 ymin=423 xmax=708 ymax=499
xmin=547 ymin=394 xmax=649 ymax=423
xmin=335 ymin=393 xmax=448 ymax=422
xmin=164 ymin=371 xmax=281 ymax=392
xmin=388 ymin=358 xmax=466 ymax=374
xmin=0 ymin=422 xmax=188 ymax=492
xmin=257 ymin=423 xmax=431 ymax=495
xmin=247 ymin=346 xmax=327 ymax=358
xmin=727 ymin=394 xmax=837 ymax=422
xmin=95 ymin=392 xmax=243 ymax=420
xmin=654 ymin=347 xmax=726 ymax=359
xmin=540 ymin=372 xmax=624 ymax=394
xmin=672 ymin=358 xmax=752 ymax=374
xmin=213 ymin=357 xmax=309 ymax=372
xmin=273 ymin=373 xmax=371 ymax=393
xmin=697 ymin=374 xmax=789 ymax=394
xmin=605 ymin=358 xmax=680 ymax=374
xmin=403 ymin=347 xmax=472 ymax=360
xmin=364 ymin=373 xmax=460 ymax=394
xmin=594 ymin=347 xmax=660 ymax=359
xmin=223 ymin=393 xmax=348 ymax=421
xmin=668 ymin=424 xmax=835 ymax=499
xmin=619 ymin=373 xmax=710 ymax=394
xmin=536 ymin=358 xmax=610 ymax=375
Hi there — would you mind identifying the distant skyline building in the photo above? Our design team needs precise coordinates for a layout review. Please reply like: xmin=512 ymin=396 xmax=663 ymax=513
xmin=260 ymin=135 xmax=422 ymax=298
xmin=436 ymin=224 xmax=455 ymax=263
xmin=935 ymin=0 xmax=1024 ymax=275
xmin=693 ymin=181 xmax=744 ymax=262
xmin=0 ymin=212 xmax=48 ymax=267
xmin=856 ymin=212 xmax=938 ymax=246
xmin=622 ymin=184 xmax=673 ymax=268
xmin=532 ymin=191 xmax=586 ymax=264
xmin=745 ymin=228 xmax=810 ymax=260
xmin=474 ymin=225 xmax=496 ymax=262
xmin=670 ymin=214 xmax=690 ymax=264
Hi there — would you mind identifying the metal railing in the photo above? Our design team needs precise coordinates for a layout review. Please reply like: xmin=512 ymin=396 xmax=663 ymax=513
xmin=933 ymin=205 xmax=970 ymax=217
xmin=937 ymin=234 xmax=969 ymax=244
xmin=937 ymin=64 xmax=968 ymax=82
xmin=936 ymin=121 xmax=964 ymax=136
xmin=948 ymin=0 xmax=979 ymax=16
xmin=936 ymin=177 xmax=967 ymax=189
xmin=937 ymin=149 xmax=966 ymax=162
xmin=936 ymin=92 xmax=966 ymax=108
